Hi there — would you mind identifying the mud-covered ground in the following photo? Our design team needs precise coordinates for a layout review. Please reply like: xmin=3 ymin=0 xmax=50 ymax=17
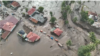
xmin=0 ymin=1 xmax=100 ymax=56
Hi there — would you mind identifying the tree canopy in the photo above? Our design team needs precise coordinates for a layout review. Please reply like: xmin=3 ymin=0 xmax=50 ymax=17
xmin=71 ymin=1 xmax=75 ymax=3
xmin=88 ymin=18 xmax=94 ymax=25
xmin=66 ymin=40 xmax=72 ymax=46
xmin=38 ymin=6 xmax=44 ymax=13
xmin=89 ymin=32 xmax=96 ymax=43
xmin=78 ymin=43 xmax=95 ymax=56
xmin=50 ymin=17 xmax=56 ymax=24
xmin=81 ymin=10 xmax=89 ymax=22
xmin=3 ymin=1 xmax=9 ymax=6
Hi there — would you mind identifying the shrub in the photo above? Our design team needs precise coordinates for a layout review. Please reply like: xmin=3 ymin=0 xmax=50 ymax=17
xmin=50 ymin=11 xmax=53 ymax=17
xmin=78 ymin=43 xmax=95 ymax=56
xmin=78 ymin=1 xmax=81 ymax=4
xmin=25 ymin=8 xmax=28 ymax=12
xmin=66 ymin=40 xmax=72 ymax=46
xmin=22 ymin=13 xmax=25 ymax=17
xmin=65 ymin=20 xmax=69 ymax=24
xmin=89 ymin=32 xmax=96 ymax=43
xmin=38 ymin=6 xmax=44 ymax=13
xmin=88 ymin=18 xmax=94 ymax=25
xmin=81 ymin=10 xmax=89 ymax=22
xmin=66 ymin=5 xmax=71 ymax=13
xmin=61 ymin=1 xmax=66 ymax=7
xmin=50 ymin=17 xmax=56 ymax=24
xmin=3 ymin=1 xmax=9 ymax=6
xmin=71 ymin=1 xmax=75 ymax=3
xmin=73 ymin=17 xmax=77 ymax=22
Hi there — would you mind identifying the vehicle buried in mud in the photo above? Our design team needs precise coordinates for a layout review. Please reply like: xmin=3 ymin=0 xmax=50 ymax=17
xmin=17 ymin=30 xmax=40 ymax=42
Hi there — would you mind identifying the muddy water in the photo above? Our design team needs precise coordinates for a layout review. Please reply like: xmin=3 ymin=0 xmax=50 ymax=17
xmin=1 ymin=1 xmax=69 ymax=56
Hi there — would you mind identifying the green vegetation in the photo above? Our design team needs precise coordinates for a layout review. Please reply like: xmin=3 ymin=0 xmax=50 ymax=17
xmin=50 ymin=17 xmax=56 ymax=24
xmin=65 ymin=20 xmax=69 ymax=24
xmin=38 ymin=6 xmax=44 ymax=13
xmin=50 ymin=11 xmax=53 ymax=17
xmin=78 ymin=32 xmax=100 ymax=56
xmin=89 ymin=32 xmax=100 ymax=46
xmin=61 ymin=1 xmax=66 ymax=7
xmin=61 ymin=5 xmax=71 ymax=19
xmin=61 ymin=10 xmax=67 ymax=20
xmin=61 ymin=1 xmax=67 ymax=20
xmin=66 ymin=5 xmax=71 ymax=13
xmin=89 ymin=32 xmax=96 ymax=43
xmin=25 ymin=8 xmax=28 ymax=12
xmin=78 ymin=0 xmax=81 ymax=4
xmin=81 ymin=10 xmax=89 ymax=22
xmin=61 ymin=1 xmax=72 ymax=25
xmin=22 ymin=13 xmax=25 ymax=17
xmin=71 ymin=1 xmax=75 ymax=3
xmin=73 ymin=17 xmax=77 ymax=23
xmin=88 ymin=19 xmax=94 ymax=25
xmin=3 ymin=1 xmax=9 ymax=6
xmin=66 ymin=40 xmax=72 ymax=46
xmin=78 ymin=43 xmax=95 ymax=56
xmin=81 ymin=10 xmax=95 ymax=25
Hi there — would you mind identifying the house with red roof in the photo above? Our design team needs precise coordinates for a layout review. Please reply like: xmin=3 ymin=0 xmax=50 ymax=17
xmin=27 ymin=8 xmax=36 ymax=16
xmin=0 ymin=16 xmax=19 ymax=39
xmin=27 ymin=8 xmax=47 ymax=24
xmin=26 ymin=32 xmax=40 ymax=42
xmin=10 ymin=1 xmax=20 ymax=10
xmin=51 ymin=27 xmax=63 ymax=36
xmin=2 ymin=22 xmax=16 ymax=31
xmin=17 ymin=30 xmax=40 ymax=42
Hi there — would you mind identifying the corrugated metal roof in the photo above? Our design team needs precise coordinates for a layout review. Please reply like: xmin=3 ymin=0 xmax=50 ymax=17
xmin=31 ymin=13 xmax=45 ymax=23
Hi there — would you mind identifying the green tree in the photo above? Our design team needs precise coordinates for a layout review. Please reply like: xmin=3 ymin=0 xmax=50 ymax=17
xmin=78 ymin=1 xmax=81 ymax=4
xmin=50 ymin=11 xmax=53 ymax=17
xmin=38 ymin=6 xmax=44 ymax=13
xmin=66 ymin=5 xmax=71 ymax=13
xmin=78 ymin=43 xmax=95 ymax=56
xmin=3 ymin=1 xmax=9 ymax=6
xmin=22 ymin=13 xmax=25 ymax=17
xmin=89 ymin=32 xmax=96 ymax=43
xmin=65 ymin=20 xmax=69 ymax=24
xmin=50 ymin=17 xmax=56 ymax=24
xmin=81 ymin=10 xmax=89 ymax=22
xmin=61 ymin=11 xmax=67 ymax=20
xmin=71 ymin=0 xmax=75 ymax=3
xmin=61 ymin=5 xmax=71 ymax=19
xmin=73 ymin=17 xmax=77 ymax=22
xmin=61 ymin=1 xmax=66 ymax=7
xmin=88 ymin=18 xmax=94 ymax=25
xmin=66 ymin=40 xmax=72 ymax=46
xmin=25 ymin=8 xmax=28 ymax=12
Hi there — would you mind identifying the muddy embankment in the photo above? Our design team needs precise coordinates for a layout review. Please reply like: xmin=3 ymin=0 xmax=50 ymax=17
xmin=71 ymin=11 xmax=100 ymax=35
